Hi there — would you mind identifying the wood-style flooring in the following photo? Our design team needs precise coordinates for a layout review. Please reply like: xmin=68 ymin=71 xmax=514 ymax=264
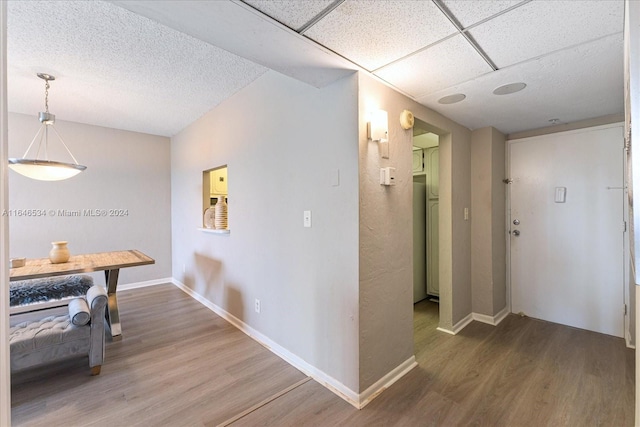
xmin=11 ymin=285 xmax=634 ymax=426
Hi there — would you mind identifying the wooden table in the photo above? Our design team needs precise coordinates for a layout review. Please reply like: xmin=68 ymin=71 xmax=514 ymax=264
xmin=10 ymin=249 xmax=154 ymax=340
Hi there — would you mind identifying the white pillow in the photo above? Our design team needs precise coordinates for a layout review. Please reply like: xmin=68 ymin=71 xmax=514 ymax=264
xmin=68 ymin=297 xmax=90 ymax=326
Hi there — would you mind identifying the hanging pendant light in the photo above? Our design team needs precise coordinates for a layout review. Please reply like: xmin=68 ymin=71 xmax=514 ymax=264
xmin=8 ymin=73 xmax=86 ymax=181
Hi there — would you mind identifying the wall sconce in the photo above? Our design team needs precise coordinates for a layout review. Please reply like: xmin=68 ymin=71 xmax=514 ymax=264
xmin=367 ymin=109 xmax=389 ymax=159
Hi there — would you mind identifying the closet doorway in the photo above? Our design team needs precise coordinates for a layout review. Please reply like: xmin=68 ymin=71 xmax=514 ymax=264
xmin=412 ymin=119 xmax=439 ymax=305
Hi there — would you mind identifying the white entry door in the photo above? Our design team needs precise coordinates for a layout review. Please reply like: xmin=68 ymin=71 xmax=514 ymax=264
xmin=509 ymin=125 xmax=624 ymax=337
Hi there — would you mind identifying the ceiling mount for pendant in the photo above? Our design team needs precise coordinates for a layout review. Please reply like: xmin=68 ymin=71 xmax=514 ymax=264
xmin=37 ymin=73 xmax=55 ymax=82
xmin=8 ymin=73 xmax=87 ymax=181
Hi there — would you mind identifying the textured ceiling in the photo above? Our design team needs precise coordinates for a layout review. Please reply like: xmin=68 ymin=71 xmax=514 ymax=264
xmin=7 ymin=1 xmax=267 ymax=137
xmin=6 ymin=0 xmax=625 ymax=137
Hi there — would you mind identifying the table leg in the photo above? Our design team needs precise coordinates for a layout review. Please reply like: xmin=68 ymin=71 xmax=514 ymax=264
xmin=104 ymin=268 xmax=122 ymax=341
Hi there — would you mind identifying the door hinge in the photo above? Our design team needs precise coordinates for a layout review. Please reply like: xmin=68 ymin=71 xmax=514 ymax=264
xmin=624 ymin=304 xmax=628 ymax=315
xmin=624 ymin=221 xmax=627 ymax=232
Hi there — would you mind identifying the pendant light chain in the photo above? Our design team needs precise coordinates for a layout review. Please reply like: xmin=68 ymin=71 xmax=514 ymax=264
xmin=44 ymin=79 xmax=50 ymax=113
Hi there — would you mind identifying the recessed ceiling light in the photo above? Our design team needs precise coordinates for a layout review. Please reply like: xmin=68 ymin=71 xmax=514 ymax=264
xmin=493 ymin=82 xmax=527 ymax=95
xmin=438 ymin=93 xmax=466 ymax=104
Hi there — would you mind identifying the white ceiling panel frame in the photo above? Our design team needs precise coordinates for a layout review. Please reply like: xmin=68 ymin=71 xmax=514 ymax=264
xmin=242 ymin=0 xmax=339 ymax=32
xmin=468 ymin=0 xmax=624 ymax=69
xmin=374 ymin=33 xmax=494 ymax=98
xmin=304 ymin=0 xmax=458 ymax=71
xmin=441 ymin=0 xmax=529 ymax=29
xmin=432 ymin=0 xmax=498 ymax=71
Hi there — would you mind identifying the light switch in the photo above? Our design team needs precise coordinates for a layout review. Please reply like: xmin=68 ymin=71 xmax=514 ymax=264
xmin=555 ymin=187 xmax=566 ymax=203
xmin=304 ymin=210 xmax=312 ymax=228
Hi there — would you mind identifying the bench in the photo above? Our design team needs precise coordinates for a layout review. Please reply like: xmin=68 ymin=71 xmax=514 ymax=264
xmin=10 ymin=285 xmax=108 ymax=375
xmin=10 ymin=275 xmax=94 ymax=314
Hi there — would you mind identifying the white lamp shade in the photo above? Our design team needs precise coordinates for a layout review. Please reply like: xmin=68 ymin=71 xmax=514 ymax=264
xmin=8 ymin=159 xmax=86 ymax=181
xmin=368 ymin=109 xmax=388 ymax=142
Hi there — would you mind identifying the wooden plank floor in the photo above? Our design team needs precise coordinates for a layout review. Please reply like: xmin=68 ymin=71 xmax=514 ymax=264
xmin=233 ymin=300 xmax=635 ymax=426
xmin=11 ymin=284 xmax=307 ymax=426
xmin=11 ymin=287 xmax=634 ymax=426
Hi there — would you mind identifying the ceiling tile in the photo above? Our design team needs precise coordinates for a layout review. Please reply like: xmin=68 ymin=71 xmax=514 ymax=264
xmin=469 ymin=0 xmax=624 ymax=69
xmin=374 ymin=34 xmax=493 ymax=98
xmin=305 ymin=0 xmax=457 ymax=71
xmin=242 ymin=0 xmax=336 ymax=31
xmin=441 ymin=0 xmax=525 ymax=28
xmin=417 ymin=33 xmax=623 ymax=134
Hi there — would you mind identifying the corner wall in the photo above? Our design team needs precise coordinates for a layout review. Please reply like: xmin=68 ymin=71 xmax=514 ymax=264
xmin=357 ymin=73 xmax=472 ymax=391
xmin=7 ymin=113 xmax=172 ymax=284
xmin=471 ymin=127 xmax=506 ymax=318
xmin=170 ymin=71 xmax=361 ymax=393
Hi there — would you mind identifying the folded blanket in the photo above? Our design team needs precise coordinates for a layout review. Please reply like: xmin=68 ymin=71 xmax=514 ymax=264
xmin=10 ymin=275 xmax=93 ymax=307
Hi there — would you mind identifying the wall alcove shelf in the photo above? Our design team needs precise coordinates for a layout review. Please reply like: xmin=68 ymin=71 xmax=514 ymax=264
xmin=198 ymin=228 xmax=230 ymax=235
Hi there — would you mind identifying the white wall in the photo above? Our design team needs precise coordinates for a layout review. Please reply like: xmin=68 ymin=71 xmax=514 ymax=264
xmin=0 ymin=3 xmax=10 ymax=423
xmin=7 ymin=113 xmax=172 ymax=284
xmin=171 ymin=71 xmax=361 ymax=393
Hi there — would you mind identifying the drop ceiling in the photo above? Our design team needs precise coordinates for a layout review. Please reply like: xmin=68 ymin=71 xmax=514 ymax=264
xmin=7 ymin=0 xmax=624 ymax=137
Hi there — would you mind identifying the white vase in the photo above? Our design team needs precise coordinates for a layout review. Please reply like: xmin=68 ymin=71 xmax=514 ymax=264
xmin=49 ymin=241 xmax=70 ymax=264
xmin=214 ymin=196 xmax=228 ymax=230
xmin=204 ymin=207 xmax=215 ymax=229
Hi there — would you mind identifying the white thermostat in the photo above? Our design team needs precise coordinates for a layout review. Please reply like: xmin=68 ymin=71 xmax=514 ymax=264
xmin=380 ymin=167 xmax=396 ymax=186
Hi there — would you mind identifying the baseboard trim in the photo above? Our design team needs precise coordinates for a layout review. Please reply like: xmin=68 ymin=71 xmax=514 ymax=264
xmin=359 ymin=356 xmax=417 ymax=409
xmin=451 ymin=313 xmax=474 ymax=335
xmin=626 ymin=331 xmax=635 ymax=349
xmin=436 ymin=327 xmax=456 ymax=335
xmin=473 ymin=306 xmax=510 ymax=326
xmin=119 ymin=277 xmax=173 ymax=291
xmin=436 ymin=307 xmax=510 ymax=335
xmin=170 ymin=279 xmax=382 ymax=409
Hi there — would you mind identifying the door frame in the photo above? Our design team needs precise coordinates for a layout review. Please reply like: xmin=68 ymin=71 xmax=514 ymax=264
xmin=505 ymin=122 xmax=629 ymax=343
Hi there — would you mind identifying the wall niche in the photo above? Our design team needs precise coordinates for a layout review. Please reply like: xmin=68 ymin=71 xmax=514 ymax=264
xmin=202 ymin=165 xmax=229 ymax=233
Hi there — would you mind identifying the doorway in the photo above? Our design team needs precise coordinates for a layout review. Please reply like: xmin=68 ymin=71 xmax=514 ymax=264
xmin=508 ymin=124 xmax=625 ymax=337
xmin=413 ymin=119 xmax=440 ymax=337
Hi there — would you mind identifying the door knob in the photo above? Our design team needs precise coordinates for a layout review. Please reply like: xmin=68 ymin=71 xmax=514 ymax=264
xmin=512 ymin=229 xmax=520 ymax=236
xmin=513 ymin=219 xmax=520 ymax=225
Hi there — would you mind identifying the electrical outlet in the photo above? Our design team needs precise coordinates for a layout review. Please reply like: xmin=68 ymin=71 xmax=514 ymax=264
xmin=255 ymin=298 xmax=261 ymax=314
xmin=304 ymin=210 xmax=312 ymax=228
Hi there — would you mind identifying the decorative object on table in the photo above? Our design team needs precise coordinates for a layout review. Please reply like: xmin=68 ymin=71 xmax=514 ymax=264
xmin=10 ymin=258 xmax=26 ymax=268
xmin=49 ymin=241 xmax=70 ymax=264
xmin=214 ymin=196 xmax=228 ymax=230
xmin=204 ymin=207 xmax=215 ymax=229
xmin=8 ymin=73 xmax=87 ymax=181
